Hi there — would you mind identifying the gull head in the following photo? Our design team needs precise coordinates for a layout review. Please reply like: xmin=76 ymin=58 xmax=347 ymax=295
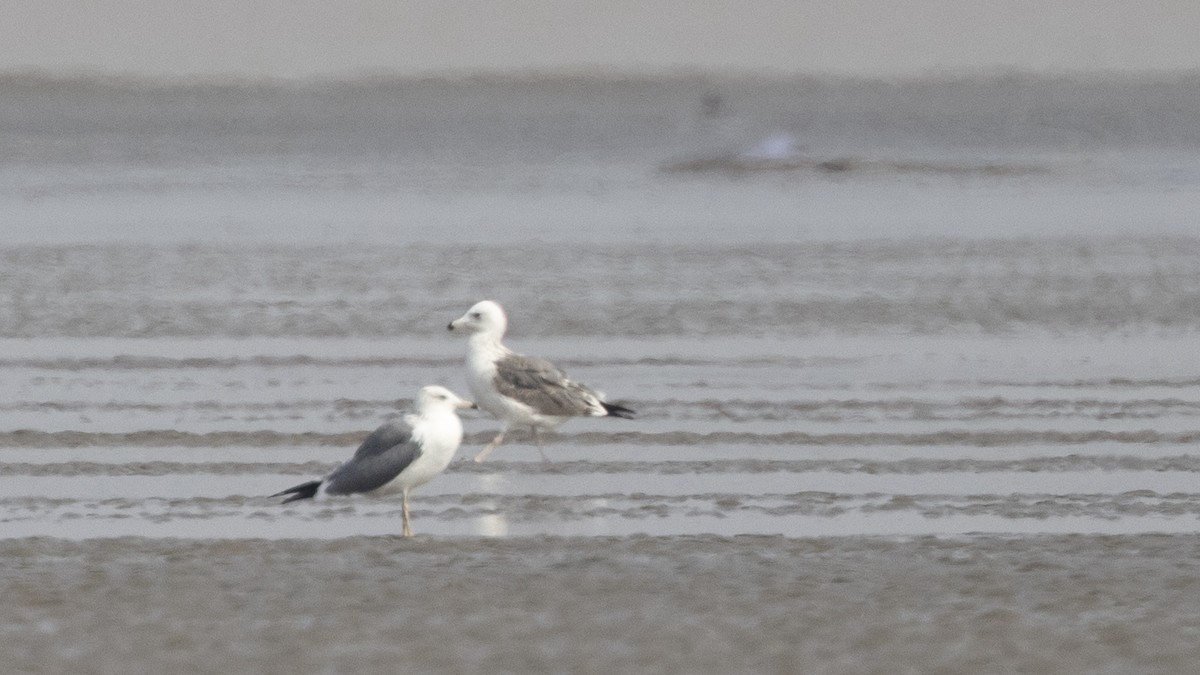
xmin=417 ymin=385 xmax=476 ymax=413
xmin=447 ymin=300 xmax=508 ymax=338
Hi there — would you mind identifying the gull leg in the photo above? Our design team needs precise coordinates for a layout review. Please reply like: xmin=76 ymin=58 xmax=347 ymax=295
xmin=474 ymin=430 xmax=506 ymax=463
xmin=401 ymin=491 xmax=413 ymax=538
xmin=533 ymin=427 xmax=550 ymax=463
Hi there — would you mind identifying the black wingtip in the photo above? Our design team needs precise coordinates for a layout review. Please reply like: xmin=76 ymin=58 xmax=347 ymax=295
xmin=271 ymin=479 xmax=322 ymax=504
xmin=602 ymin=402 xmax=636 ymax=419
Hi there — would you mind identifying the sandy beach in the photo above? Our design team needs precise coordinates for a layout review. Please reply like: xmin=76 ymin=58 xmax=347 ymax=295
xmin=3 ymin=534 xmax=1198 ymax=674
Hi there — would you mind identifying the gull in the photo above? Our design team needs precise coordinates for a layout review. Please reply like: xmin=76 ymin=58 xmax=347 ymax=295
xmin=448 ymin=300 xmax=634 ymax=462
xmin=271 ymin=385 xmax=474 ymax=537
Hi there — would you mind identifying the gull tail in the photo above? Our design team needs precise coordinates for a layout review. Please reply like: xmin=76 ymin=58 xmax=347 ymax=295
xmin=271 ymin=479 xmax=323 ymax=504
xmin=602 ymin=401 xmax=636 ymax=419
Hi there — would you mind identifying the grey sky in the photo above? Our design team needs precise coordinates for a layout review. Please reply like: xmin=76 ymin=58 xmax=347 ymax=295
xmin=5 ymin=0 xmax=1200 ymax=78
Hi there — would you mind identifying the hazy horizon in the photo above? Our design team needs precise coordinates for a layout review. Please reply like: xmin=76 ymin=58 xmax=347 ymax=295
xmin=5 ymin=1 xmax=1200 ymax=80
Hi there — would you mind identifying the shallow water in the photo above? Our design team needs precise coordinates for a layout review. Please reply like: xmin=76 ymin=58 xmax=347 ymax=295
xmin=1 ymin=74 xmax=1199 ymax=541
xmin=1 ymin=324 xmax=1197 ymax=539
xmin=3 ymin=73 xmax=1200 ymax=674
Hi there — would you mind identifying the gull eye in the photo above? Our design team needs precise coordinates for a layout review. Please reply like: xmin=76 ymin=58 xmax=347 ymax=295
xmin=470 ymin=312 xmax=482 ymax=319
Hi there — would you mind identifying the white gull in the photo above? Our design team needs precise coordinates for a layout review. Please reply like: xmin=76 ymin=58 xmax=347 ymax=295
xmin=448 ymin=300 xmax=635 ymax=462
xmin=271 ymin=385 xmax=474 ymax=537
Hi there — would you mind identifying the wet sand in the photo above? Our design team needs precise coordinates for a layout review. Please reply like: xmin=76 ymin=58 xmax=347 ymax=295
xmin=5 ymin=534 xmax=1200 ymax=674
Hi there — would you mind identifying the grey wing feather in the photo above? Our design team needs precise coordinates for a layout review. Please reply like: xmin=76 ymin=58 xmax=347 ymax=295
xmin=324 ymin=420 xmax=422 ymax=495
xmin=494 ymin=353 xmax=601 ymax=417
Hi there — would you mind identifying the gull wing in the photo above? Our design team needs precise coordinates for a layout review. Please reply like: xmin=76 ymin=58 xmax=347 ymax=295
xmin=324 ymin=419 xmax=422 ymax=495
xmin=493 ymin=352 xmax=603 ymax=417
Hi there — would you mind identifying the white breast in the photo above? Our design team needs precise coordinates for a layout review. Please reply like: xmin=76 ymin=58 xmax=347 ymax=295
xmin=372 ymin=411 xmax=462 ymax=495
xmin=465 ymin=342 xmax=529 ymax=420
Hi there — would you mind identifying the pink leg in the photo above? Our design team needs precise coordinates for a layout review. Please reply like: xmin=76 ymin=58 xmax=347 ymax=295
xmin=533 ymin=427 xmax=550 ymax=463
xmin=401 ymin=491 xmax=414 ymax=537
xmin=473 ymin=430 xmax=506 ymax=463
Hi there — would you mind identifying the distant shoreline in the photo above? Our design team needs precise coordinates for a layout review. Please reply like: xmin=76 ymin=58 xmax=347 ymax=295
xmin=3 ymin=67 xmax=1200 ymax=88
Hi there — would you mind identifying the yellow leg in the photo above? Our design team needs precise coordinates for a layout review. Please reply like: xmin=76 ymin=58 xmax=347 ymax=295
xmin=473 ymin=430 xmax=505 ymax=463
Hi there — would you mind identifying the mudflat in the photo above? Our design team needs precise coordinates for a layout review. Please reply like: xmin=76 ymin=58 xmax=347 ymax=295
xmin=5 ymin=534 xmax=1200 ymax=674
